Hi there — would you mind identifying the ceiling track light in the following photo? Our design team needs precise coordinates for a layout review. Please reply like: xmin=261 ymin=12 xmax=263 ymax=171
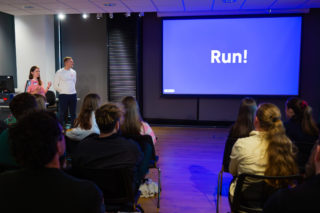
xmin=82 ymin=13 xmax=89 ymax=19
xmin=96 ymin=13 xmax=103 ymax=19
xmin=125 ymin=12 xmax=131 ymax=17
xmin=109 ymin=13 xmax=113 ymax=19
xmin=58 ymin=13 xmax=66 ymax=20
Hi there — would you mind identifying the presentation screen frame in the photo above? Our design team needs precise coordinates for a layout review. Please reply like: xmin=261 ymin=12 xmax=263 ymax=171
xmin=161 ymin=14 xmax=303 ymax=98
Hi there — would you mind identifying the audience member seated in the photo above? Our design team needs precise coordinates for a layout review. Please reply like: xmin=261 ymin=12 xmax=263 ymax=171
xmin=0 ymin=111 xmax=104 ymax=213
xmin=66 ymin=93 xmax=100 ymax=141
xmin=34 ymin=93 xmax=47 ymax=110
xmin=229 ymin=103 xmax=298 ymax=201
xmin=284 ymin=98 xmax=319 ymax=173
xmin=121 ymin=96 xmax=157 ymax=145
xmin=0 ymin=120 xmax=7 ymax=135
xmin=0 ymin=93 xmax=37 ymax=167
xmin=222 ymin=98 xmax=257 ymax=172
xmin=72 ymin=103 xmax=143 ymax=191
xmin=263 ymin=139 xmax=320 ymax=213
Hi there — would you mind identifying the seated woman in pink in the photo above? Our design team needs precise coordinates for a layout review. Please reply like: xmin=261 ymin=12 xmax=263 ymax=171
xmin=25 ymin=66 xmax=51 ymax=96
xmin=121 ymin=96 xmax=157 ymax=145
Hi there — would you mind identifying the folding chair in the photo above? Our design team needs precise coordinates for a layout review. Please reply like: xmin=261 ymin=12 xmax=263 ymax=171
xmin=124 ymin=134 xmax=161 ymax=209
xmin=230 ymin=173 xmax=302 ymax=213
xmin=69 ymin=167 xmax=143 ymax=212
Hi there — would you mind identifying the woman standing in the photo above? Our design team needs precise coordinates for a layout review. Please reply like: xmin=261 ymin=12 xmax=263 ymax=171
xmin=25 ymin=66 xmax=51 ymax=96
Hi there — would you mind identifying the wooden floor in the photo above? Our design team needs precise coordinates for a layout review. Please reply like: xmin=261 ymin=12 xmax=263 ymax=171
xmin=139 ymin=126 xmax=233 ymax=213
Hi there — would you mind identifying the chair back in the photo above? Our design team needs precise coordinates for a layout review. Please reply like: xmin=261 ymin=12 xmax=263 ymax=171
xmin=231 ymin=173 xmax=302 ymax=213
xmin=70 ymin=167 xmax=136 ymax=212
xmin=0 ymin=163 xmax=19 ymax=174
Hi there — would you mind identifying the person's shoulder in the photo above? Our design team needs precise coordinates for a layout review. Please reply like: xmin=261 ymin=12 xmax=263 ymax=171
xmin=58 ymin=170 xmax=103 ymax=197
xmin=55 ymin=68 xmax=64 ymax=74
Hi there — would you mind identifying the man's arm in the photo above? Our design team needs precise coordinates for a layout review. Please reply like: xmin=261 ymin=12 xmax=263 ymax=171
xmin=53 ymin=71 xmax=60 ymax=93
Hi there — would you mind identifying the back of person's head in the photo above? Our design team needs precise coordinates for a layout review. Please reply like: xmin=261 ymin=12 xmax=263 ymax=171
xmin=9 ymin=93 xmax=37 ymax=121
xmin=33 ymin=94 xmax=47 ymax=110
xmin=95 ymin=103 xmax=121 ymax=134
xmin=121 ymin=96 xmax=142 ymax=136
xmin=230 ymin=98 xmax=257 ymax=138
xmin=256 ymin=103 xmax=298 ymax=186
xmin=286 ymin=98 xmax=319 ymax=137
xmin=9 ymin=111 xmax=63 ymax=169
xmin=74 ymin=93 xmax=101 ymax=130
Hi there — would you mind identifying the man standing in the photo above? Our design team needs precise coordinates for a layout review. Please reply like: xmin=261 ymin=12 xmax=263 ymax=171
xmin=54 ymin=56 xmax=77 ymax=127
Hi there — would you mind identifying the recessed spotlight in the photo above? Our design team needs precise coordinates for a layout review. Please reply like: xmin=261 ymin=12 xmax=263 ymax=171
xmin=82 ymin=13 xmax=89 ymax=19
xmin=23 ymin=5 xmax=34 ymax=9
xmin=96 ymin=13 xmax=103 ymax=19
xmin=104 ymin=3 xmax=116 ymax=7
xmin=58 ymin=13 xmax=66 ymax=20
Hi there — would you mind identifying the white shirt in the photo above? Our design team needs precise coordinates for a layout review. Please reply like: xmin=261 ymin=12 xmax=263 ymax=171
xmin=54 ymin=68 xmax=76 ymax=94
xmin=65 ymin=112 xmax=100 ymax=141
xmin=229 ymin=131 xmax=268 ymax=197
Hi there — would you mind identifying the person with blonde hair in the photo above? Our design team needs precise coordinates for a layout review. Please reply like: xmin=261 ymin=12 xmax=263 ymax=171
xmin=229 ymin=103 xmax=298 ymax=199
xmin=66 ymin=93 xmax=100 ymax=141
xmin=25 ymin=66 xmax=51 ymax=96
xmin=121 ymin=96 xmax=157 ymax=145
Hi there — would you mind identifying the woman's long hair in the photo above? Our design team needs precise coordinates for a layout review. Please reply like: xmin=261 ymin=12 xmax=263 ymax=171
xmin=257 ymin=103 xmax=298 ymax=187
xmin=286 ymin=98 xmax=319 ymax=137
xmin=121 ymin=96 xmax=142 ymax=136
xmin=74 ymin=93 xmax=100 ymax=130
xmin=230 ymin=98 xmax=257 ymax=138
xmin=29 ymin=66 xmax=42 ymax=86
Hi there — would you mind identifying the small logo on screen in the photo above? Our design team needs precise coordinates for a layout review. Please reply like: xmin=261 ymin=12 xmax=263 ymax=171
xmin=211 ymin=50 xmax=248 ymax=64
xmin=164 ymin=89 xmax=175 ymax=93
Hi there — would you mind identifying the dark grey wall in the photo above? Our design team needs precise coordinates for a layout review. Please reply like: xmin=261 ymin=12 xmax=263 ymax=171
xmin=60 ymin=14 xmax=108 ymax=109
xmin=0 ymin=12 xmax=17 ymax=87
xmin=142 ymin=11 xmax=320 ymax=123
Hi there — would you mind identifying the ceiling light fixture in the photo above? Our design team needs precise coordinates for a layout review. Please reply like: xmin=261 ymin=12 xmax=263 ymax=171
xmin=96 ymin=13 xmax=103 ymax=19
xmin=125 ymin=12 xmax=131 ymax=17
xmin=139 ymin=12 xmax=144 ymax=17
xmin=58 ymin=13 xmax=66 ymax=20
xmin=109 ymin=13 xmax=113 ymax=19
xmin=104 ymin=3 xmax=116 ymax=7
xmin=82 ymin=13 xmax=89 ymax=19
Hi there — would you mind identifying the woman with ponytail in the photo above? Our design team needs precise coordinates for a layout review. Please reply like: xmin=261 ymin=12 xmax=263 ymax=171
xmin=285 ymin=98 xmax=319 ymax=173
xmin=229 ymin=103 xmax=298 ymax=199
xmin=65 ymin=93 xmax=100 ymax=141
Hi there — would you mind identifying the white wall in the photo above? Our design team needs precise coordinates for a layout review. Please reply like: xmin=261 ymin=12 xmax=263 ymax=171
xmin=14 ymin=15 xmax=55 ymax=93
